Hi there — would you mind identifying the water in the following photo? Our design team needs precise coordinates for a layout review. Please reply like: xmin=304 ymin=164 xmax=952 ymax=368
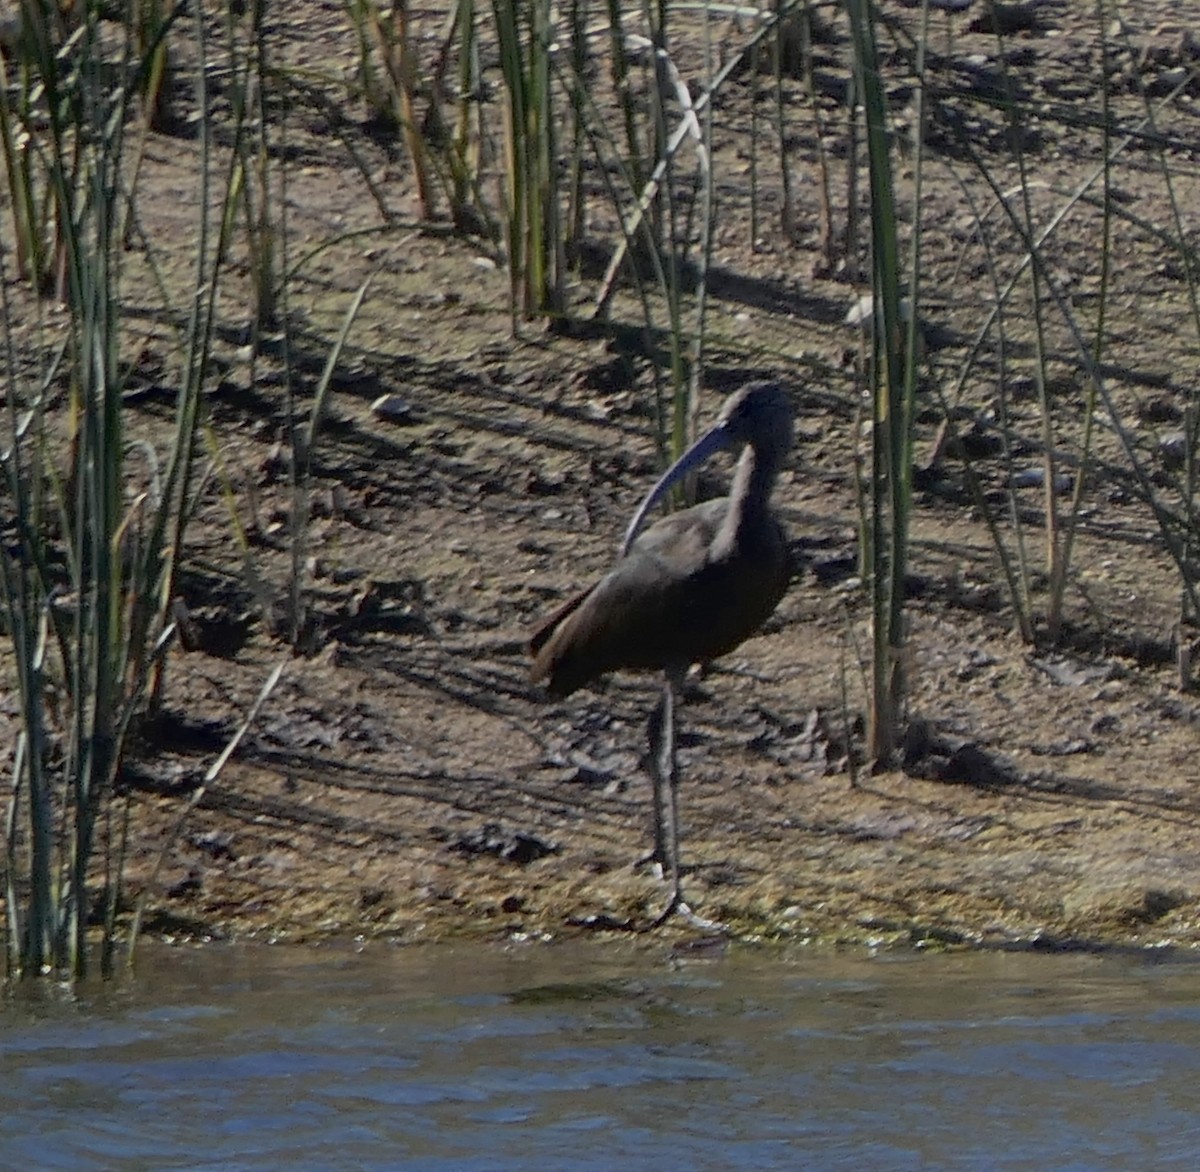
xmin=3 ymin=941 xmax=1199 ymax=1170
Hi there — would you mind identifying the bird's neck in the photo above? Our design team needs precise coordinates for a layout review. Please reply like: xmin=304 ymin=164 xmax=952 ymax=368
xmin=715 ymin=447 xmax=776 ymax=555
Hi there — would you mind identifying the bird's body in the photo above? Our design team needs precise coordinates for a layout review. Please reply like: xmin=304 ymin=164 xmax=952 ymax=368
xmin=527 ymin=380 xmax=795 ymax=927
xmin=530 ymin=493 xmax=789 ymax=698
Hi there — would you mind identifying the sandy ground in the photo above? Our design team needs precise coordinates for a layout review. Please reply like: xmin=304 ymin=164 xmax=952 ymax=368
xmin=6 ymin=1 xmax=1200 ymax=952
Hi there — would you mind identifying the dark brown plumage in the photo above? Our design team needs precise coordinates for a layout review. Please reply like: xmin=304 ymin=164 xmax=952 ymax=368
xmin=530 ymin=381 xmax=793 ymax=695
xmin=527 ymin=380 xmax=795 ymax=927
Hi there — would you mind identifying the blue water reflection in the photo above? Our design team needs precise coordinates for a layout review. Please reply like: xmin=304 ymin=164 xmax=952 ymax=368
xmin=3 ymin=943 xmax=1199 ymax=1169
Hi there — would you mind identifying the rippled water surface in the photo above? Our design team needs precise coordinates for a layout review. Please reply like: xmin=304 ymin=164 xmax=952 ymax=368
xmin=3 ymin=941 xmax=1200 ymax=1169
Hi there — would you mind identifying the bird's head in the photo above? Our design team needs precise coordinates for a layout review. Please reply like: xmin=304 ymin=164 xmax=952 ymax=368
xmin=713 ymin=380 xmax=795 ymax=461
xmin=620 ymin=379 xmax=795 ymax=556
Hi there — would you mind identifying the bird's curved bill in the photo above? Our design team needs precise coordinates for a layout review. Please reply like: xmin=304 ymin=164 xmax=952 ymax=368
xmin=620 ymin=422 xmax=732 ymax=556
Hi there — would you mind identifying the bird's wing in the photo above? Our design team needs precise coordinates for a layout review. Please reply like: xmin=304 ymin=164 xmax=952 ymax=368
xmin=528 ymin=502 xmax=729 ymax=696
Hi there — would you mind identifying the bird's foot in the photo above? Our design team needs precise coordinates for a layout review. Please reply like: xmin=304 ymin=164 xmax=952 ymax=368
xmin=631 ymin=855 xmax=726 ymax=932
xmin=640 ymin=889 xmax=728 ymax=935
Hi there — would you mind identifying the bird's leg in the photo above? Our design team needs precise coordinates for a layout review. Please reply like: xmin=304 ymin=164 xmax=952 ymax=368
xmin=642 ymin=670 xmax=726 ymax=934
xmin=645 ymin=671 xmax=680 ymax=887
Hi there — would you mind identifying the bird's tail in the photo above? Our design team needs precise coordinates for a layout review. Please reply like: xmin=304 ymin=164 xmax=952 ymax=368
xmin=528 ymin=584 xmax=595 ymax=691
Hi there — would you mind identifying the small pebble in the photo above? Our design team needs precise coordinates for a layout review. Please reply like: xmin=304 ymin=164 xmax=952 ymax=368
xmin=371 ymin=394 xmax=415 ymax=424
